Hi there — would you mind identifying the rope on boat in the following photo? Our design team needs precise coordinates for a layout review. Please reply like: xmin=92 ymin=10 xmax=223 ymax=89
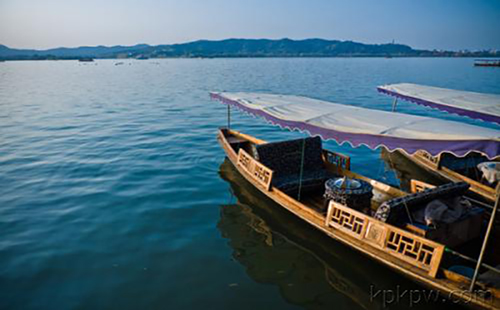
xmin=297 ymin=137 xmax=306 ymax=201
xmin=445 ymin=247 xmax=500 ymax=276
xmin=465 ymin=196 xmax=492 ymax=210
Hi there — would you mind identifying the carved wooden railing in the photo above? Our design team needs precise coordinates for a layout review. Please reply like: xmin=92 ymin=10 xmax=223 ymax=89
xmin=323 ymin=149 xmax=351 ymax=171
xmin=237 ymin=149 xmax=274 ymax=190
xmin=410 ymin=179 xmax=436 ymax=193
xmin=325 ymin=201 xmax=444 ymax=277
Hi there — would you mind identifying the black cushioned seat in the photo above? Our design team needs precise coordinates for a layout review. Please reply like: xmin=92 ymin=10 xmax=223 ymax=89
xmin=254 ymin=136 xmax=335 ymax=194
xmin=373 ymin=182 xmax=471 ymax=225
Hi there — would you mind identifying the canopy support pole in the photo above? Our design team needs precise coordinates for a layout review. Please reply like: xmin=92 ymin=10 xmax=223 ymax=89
xmin=469 ymin=183 xmax=500 ymax=291
xmin=391 ymin=98 xmax=398 ymax=112
xmin=297 ymin=138 xmax=306 ymax=201
xmin=227 ymin=105 xmax=231 ymax=129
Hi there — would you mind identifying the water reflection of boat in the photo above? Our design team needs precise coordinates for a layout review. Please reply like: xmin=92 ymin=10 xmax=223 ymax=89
xmin=218 ymin=159 xmax=448 ymax=310
xmin=212 ymin=91 xmax=500 ymax=310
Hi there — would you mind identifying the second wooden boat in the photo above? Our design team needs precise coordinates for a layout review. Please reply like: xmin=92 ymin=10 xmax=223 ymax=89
xmin=378 ymin=83 xmax=500 ymax=203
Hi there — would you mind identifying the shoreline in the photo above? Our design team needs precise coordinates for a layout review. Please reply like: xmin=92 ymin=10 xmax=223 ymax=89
xmin=2 ymin=55 xmax=500 ymax=62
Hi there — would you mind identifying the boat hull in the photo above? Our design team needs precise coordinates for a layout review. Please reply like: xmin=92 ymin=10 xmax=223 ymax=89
xmin=217 ymin=128 xmax=499 ymax=309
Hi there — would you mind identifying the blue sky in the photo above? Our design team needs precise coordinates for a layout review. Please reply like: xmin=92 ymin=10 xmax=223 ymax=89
xmin=1 ymin=0 xmax=499 ymax=50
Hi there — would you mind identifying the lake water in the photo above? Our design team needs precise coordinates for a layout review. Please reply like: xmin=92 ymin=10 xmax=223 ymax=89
xmin=1 ymin=58 xmax=499 ymax=310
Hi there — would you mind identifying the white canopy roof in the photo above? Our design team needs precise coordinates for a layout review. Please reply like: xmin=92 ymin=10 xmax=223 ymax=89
xmin=211 ymin=92 xmax=500 ymax=158
xmin=378 ymin=83 xmax=500 ymax=125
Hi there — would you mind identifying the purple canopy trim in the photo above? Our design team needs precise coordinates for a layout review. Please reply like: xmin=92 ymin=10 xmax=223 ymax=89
xmin=211 ymin=92 xmax=500 ymax=159
xmin=377 ymin=87 xmax=500 ymax=125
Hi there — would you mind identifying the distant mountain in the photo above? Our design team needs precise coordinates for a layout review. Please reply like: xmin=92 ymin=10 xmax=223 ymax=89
xmin=0 ymin=44 xmax=150 ymax=59
xmin=163 ymin=38 xmax=416 ymax=57
xmin=0 ymin=39 xmax=497 ymax=60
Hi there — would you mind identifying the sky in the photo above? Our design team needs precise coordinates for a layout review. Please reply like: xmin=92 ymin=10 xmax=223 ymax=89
xmin=1 ymin=0 xmax=499 ymax=51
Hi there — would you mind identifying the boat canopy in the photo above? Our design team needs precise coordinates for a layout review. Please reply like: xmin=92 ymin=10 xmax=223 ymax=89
xmin=377 ymin=83 xmax=500 ymax=125
xmin=211 ymin=92 xmax=500 ymax=159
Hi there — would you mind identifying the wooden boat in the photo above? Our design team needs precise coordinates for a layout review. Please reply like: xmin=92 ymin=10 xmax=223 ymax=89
xmin=378 ymin=83 xmax=500 ymax=203
xmin=212 ymin=91 xmax=500 ymax=309
xmin=475 ymin=60 xmax=500 ymax=67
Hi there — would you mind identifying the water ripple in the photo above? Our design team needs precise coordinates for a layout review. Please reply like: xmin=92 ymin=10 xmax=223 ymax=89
xmin=0 ymin=58 xmax=499 ymax=310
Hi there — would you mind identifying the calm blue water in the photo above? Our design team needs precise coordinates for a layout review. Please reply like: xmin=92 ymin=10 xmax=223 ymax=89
xmin=1 ymin=58 xmax=499 ymax=310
